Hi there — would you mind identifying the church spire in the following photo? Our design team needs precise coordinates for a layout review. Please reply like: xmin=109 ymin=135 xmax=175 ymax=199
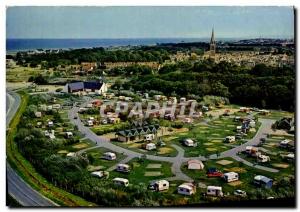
xmin=209 ymin=27 xmax=216 ymax=56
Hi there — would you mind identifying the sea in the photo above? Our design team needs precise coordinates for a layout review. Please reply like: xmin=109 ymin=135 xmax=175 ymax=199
xmin=6 ymin=38 xmax=236 ymax=53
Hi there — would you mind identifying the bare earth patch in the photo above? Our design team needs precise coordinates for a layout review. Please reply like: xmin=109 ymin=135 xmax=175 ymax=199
xmin=211 ymin=133 xmax=220 ymax=136
xmin=228 ymin=181 xmax=243 ymax=187
xmin=216 ymin=160 xmax=233 ymax=165
xmin=72 ymin=143 xmax=89 ymax=149
xmin=249 ymin=128 xmax=256 ymax=132
xmin=87 ymin=165 xmax=105 ymax=171
xmin=164 ymin=136 xmax=178 ymax=141
xmin=146 ymin=164 xmax=162 ymax=169
xmin=203 ymin=143 xmax=214 ymax=146
xmin=129 ymin=143 xmax=141 ymax=148
xmin=211 ymin=140 xmax=222 ymax=143
xmin=206 ymin=147 xmax=217 ymax=151
xmin=272 ymin=163 xmax=289 ymax=168
xmin=227 ymin=125 xmax=236 ymax=127
xmin=144 ymin=171 xmax=162 ymax=177
xmin=224 ymin=167 xmax=247 ymax=173
xmin=157 ymin=147 xmax=173 ymax=155
xmin=132 ymin=162 xmax=141 ymax=168
xmin=57 ymin=150 xmax=68 ymax=154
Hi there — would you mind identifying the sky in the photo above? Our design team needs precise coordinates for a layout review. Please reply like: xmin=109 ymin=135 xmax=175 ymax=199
xmin=6 ymin=6 xmax=294 ymax=39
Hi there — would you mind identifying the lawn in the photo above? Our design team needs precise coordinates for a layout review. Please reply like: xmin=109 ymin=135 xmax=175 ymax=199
xmin=167 ymin=117 xmax=248 ymax=157
xmin=181 ymin=157 xmax=291 ymax=195
xmin=111 ymin=140 xmax=178 ymax=157
xmin=108 ymin=158 xmax=173 ymax=185
xmin=86 ymin=147 xmax=127 ymax=170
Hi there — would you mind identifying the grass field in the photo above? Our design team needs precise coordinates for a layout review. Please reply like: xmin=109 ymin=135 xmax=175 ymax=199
xmin=108 ymin=158 xmax=173 ymax=184
xmin=166 ymin=116 xmax=252 ymax=157
xmin=86 ymin=147 xmax=127 ymax=170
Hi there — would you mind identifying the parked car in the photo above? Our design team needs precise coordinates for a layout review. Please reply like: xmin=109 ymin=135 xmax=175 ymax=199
xmin=207 ymin=168 xmax=223 ymax=178
xmin=234 ymin=189 xmax=247 ymax=197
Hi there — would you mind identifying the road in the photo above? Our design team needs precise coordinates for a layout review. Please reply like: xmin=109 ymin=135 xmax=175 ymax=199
xmin=6 ymin=91 xmax=58 ymax=207
xmin=69 ymin=105 xmax=279 ymax=182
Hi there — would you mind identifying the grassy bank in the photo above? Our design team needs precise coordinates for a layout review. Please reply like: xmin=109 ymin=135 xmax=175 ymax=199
xmin=6 ymin=90 xmax=96 ymax=206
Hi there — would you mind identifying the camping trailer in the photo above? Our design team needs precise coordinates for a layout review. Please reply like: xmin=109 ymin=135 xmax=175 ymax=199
xmin=206 ymin=186 xmax=223 ymax=197
xmin=254 ymin=175 xmax=273 ymax=189
xmin=145 ymin=143 xmax=156 ymax=150
xmin=223 ymin=172 xmax=239 ymax=183
xmin=91 ymin=171 xmax=109 ymax=179
xmin=148 ymin=180 xmax=169 ymax=191
xmin=177 ymin=183 xmax=196 ymax=195
xmin=116 ymin=164 xmax=130 ymax=173
xmin=113 ymin=178 xmax=129 ymax=187
xmin=183 ymin=138 xmax=195 ymax=147
xmin=65 ymin=132 xmax=73 ymax=138
xmin=103 ymin=152 xmax=116 ymax=160
xmin=224 ymin=136 xmax=235 ymax=143
xmin=257 ymin=154 xmax=270 ymax=163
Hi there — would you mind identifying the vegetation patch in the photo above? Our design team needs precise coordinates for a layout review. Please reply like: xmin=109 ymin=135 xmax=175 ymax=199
xmin=144 ymin=171 xmax=162 ymax=177
xmin=216 ymin=160 xmax=233 ymax=166
xmin=146 ymin=164 xmax=162 ymax=169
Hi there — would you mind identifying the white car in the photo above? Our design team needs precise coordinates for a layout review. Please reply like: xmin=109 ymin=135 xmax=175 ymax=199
xmin=233 ymin=189 xmax=247 ymax=197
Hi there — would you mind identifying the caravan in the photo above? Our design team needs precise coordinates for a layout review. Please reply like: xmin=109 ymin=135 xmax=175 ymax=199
xmin=177 ymin=183 xmax=196 ymax=196
xmin=116 ymin=164 xmax=130 ymax=173
xmin=223 ymin=172 xmax=239 ymax=183
xmin=103 ymin=152 xmax=117 ymax=161
xmin=148 ymin=180 xmax=169 ymax=191
xmin=206 ymin=186 xmax=223 ymax=197
xmin=113 ymin=178 xmax=129 ymax=187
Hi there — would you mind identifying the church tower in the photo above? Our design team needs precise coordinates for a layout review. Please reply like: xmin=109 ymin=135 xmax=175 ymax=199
xmin=209 ymin=28 xmax=216 ymax=56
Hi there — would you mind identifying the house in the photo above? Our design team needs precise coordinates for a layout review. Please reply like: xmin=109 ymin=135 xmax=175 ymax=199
xmin=103 ymin=152 xmax=116 ymax=160
xmin=144 ymin=134 xmax=155 ymax=141
xmin=257 ymin=154 xmax=270 ymax=163
xmin=177 ymin=183 xmax=196 ymax=196
xmin=116 ymin=125 xmax=160 ymax=143
xmin=91 ymin=171 xmax=109 ymax=179
xmin=81 ymin=62 xmax=97 ymax=72
xmin=112 ymin=178 xmax=129 ymax=187
xmin=206 ymin=186 xmax=223 ymax=197
xmin=187 ymin=159 xmax=204 ymax=170
xmin=223 ymin=172 xmax=239 ymax=183
xmin=253 ymin=175 xmax=273 ymax=188
xmin=183 ymin=138 xmax=196 ymax=147
xmin=65 ymin=132 xmax=73 ymax=138
xmin=34 ymin=111 xmax=42 ymax=118
xmin=63 ymin=80 xmax=107 ymax=95
xmin=224 ymin=136 xmax=235 ymax=143
xmin=148 ymin=180 xmax=169 ymax=192
xmin=145 ymin=143 xmax=156 ymax=151
xmin=116 ymin=164 xmax=130 ymax=173
xmin=108 ymin=117 xmax=120 ymax=124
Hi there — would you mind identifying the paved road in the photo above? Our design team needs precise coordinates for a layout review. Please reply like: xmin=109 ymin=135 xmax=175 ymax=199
xmin=6 ymin=91 xmax=58 ymax=207
xmin=69 ymin=107 xmax=193 ymax=181
xmin=70 ymin=105 xmax=280 ymax=180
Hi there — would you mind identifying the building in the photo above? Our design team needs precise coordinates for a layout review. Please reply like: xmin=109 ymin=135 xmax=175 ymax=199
xmin=63 ymin=80 xmax=107 ymax=95
xmin=209 ymin=28 xmax=216 ymax=57
xmin=116 ymin=125 xmax=160 ymax=143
